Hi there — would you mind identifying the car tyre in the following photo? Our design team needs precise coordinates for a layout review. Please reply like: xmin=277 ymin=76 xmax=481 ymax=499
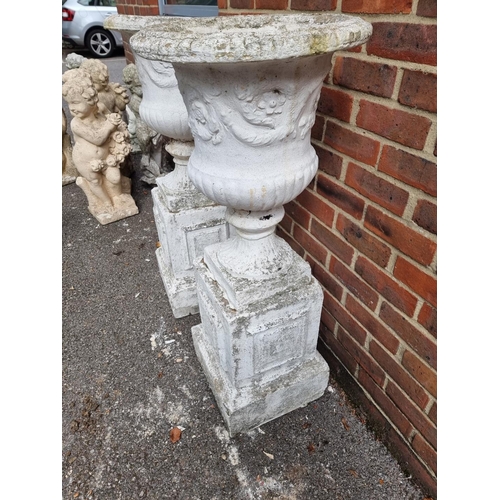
xmin=85 ymin=28 xmax=116 ymax=58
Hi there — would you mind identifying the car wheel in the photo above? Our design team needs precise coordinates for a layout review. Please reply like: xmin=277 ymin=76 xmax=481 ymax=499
xmin=86 ymin=28 xmax=116 ymax=58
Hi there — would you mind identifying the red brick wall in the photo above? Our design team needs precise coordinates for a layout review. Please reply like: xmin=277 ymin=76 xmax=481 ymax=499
xmin=219 ymin=0 xmax=437 ymax=497
xmin=115 ymin=0 xmax=437 ymax=495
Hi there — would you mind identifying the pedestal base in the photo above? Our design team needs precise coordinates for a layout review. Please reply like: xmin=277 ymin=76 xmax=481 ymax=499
xmin=192 ymin=246 xmax=329 ymax=435
xmin=152 ymin=187 xmax=229 ymax=318
xmin=77 ymin=175 xmax=139 ymax=226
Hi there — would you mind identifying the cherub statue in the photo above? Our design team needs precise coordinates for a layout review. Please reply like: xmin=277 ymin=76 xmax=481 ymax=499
xmin=122 ymin=63 xmax=171 ymax=185
xmin=62 ymin=69 xmax=138 ymax=225
xmin=62 ymin=108 xmax=78 ymax=185
xmin=64 ymin=52 xmax=86 ymax=70
xmin=80 ymin=58 xmax=129 ymax=115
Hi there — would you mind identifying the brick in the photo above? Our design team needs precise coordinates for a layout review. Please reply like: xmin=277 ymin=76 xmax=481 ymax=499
xmin=416 ymin=0 xmax=436 ymax=17
xmin=358 ymin=368 xmax=413 ymax=438
xmin=312 ymin=261 xmax=343 ymax=301
xmin=320 ymin=318 xmax=358 ymax=376
xmin=323 ymin=292 xmax=368 ymax=345
xmin=333 ymin=57 xmax=397 ymax=98
xmin=311 ymin=219 xmax=354 ymax=265
xmin=313 ymin=144 xmax=342 ymax=179
xmin=255 ymin=0 xmax=287 ymax=8
xmin=355 ymin=256 xmax=418 ymax=316
xmin=412 ymin=433 xmax=437 ymax=474
xmin=218 ymin=0 xmax=228 ymax=8
xmin=330 ymin=255 xmax=379 ymax=310
xmin=380 ymin=301 xmax=437 ymax=370
xmin=412 ymin=199 xmax=437 ymax=235
xmin=324 ymin=122 xmax=381 ymax=167
xmin=386 ymin=381 xmax=436 ymax=448
xmin=317 ymin=173 xmax=365 ymax=220
xmin=357 ymin=100 xmax=432 ymax=150
xmin=296 ymin=188 xmax=335 ymax=226
xmin=346 ymin=294 xmax=400 ymax=354
xmin=378 ymin=145 xmax=437 ymax=197
xmin=147 ymin=4 xmax=159 ymax=14
xmin=418 ymin=303 xmax=437 ymax=338
xmin=291 ymin=0 xmax=337 ymax=10
xmin=345 ymin=162 xmax=409 ymax=216
xmin=343 ymin=0 xmax=411 ymax=14
xmin=338 ymin=327 xmax=386 ymax=386
xmin=428 ymin=401 xmax=437 ymax=425
xmin=402 ymin=349 xmax=436 ymax=398
xmin=317 ymin=86 xmax=353 ymax=123
xmin=284 ymin=200 xmax=310 ymax=230
xmin=231 ymin=0 xmax=254 ymax=7
xmin=311 ymin=115 xmax=325 ymax=141
xmin=364 ymin=205 xmax=437 ymax=266
xmin=336 ymin=213 xmax=391 ymax=268
xmin=385 ymin=426 xmax=437 ymax=497
xmin=394 ymin=256 xmax=437 ymax=308
xmin=398 ymin=70 xmax=437 ymax=113
xmin=320 ymin=308 xmax=337 ymax=336
xmin=293 ymin=224 xmax=328 ymax=264
xmin=370 ymin=340 xmax=429 ymax=410
xmin=367 ymin=23 xmax=437 ymax=66
xmin=279 ymin=212 xmax=293 ymax=234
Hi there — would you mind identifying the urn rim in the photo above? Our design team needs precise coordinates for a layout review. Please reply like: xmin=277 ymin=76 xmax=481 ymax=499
xmin=130 ymin=13 xmax=372 ymax=64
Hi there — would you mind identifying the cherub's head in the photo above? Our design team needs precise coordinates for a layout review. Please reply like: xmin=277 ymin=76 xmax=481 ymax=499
xmin=62 ymin=69 xmax=99 ymax=119
xmin=80 ymin=59 xmax=109 ymax=91
xmin=122 ymin=63 xmax=142 ymax=97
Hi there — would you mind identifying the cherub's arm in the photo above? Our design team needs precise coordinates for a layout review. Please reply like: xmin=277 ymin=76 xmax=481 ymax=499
xmin=71 ymin=117 xmax=116 ymax=146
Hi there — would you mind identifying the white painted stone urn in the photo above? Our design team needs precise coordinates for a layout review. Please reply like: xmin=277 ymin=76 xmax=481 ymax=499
xmin=131 ymin=13 xmax=372 ymax=435
xmin=105 ymin=15 xmax=231 ymax=318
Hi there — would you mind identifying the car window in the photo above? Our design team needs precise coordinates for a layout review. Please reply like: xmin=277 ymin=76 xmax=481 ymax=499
xmin=100 ymin=0 xmax=117 ymax=6
xmin=77 ymin=0 xmax=95 ymax=5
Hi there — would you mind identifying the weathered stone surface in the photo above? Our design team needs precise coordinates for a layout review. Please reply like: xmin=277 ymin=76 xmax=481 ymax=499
xmin=62 ymin=108 xmax=78 ymax=185
xmin=152 ymin=187 xmax=230 ymax=318
xmin=130 ymin=13 xmax=372 ymax=63
xmin=192 ymin=253 xmax=330 ymax=436
xmin=122 ymin=63 xmax=170 ymax=185
xmin=62 ymin=68 xmax=138 ymax=225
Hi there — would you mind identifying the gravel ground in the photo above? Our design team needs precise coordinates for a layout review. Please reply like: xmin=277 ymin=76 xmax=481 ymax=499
xmin=62 ymin=173 xmax=427 ymax=500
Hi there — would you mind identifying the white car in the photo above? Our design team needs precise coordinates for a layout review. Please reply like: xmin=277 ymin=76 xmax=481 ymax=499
xmin=62 ymin=0 xmax=123 ymax=58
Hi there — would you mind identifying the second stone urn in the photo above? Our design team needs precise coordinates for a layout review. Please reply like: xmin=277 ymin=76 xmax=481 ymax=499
xmin=105 ymin=14 xmax=231 ymax=318
xmin=131 ymin=13 xmax=372 ymax=435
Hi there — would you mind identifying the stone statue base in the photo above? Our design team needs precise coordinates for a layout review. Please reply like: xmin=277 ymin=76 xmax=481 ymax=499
xmin=191 ymin=240 xmax=330 ymax=436
xmin=62 ymin=174 xmax=77 ymax=186
xmin=152 ymin=184 xmax=230 ymax=318
xmin=76 ymin=175 xmax=139 ymax=225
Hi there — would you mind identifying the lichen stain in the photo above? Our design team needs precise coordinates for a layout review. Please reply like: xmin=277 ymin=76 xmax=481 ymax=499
xmin=309 ymin=34 xmax=329 ymax=55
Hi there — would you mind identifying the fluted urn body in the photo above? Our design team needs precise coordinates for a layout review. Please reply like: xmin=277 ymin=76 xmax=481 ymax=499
xmin=105 ymin=15 xmax=192 ymax=142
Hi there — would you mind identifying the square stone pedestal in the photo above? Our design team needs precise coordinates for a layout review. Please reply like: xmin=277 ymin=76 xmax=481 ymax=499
xmin=191 ymin=242 xmax=330 ymax=435
xmin=152 ymin=185 xmax=230 ymax=318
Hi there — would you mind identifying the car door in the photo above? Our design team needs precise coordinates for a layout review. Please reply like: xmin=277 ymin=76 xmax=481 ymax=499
xmin=95 ymin=0 xmax=122 ymax=43
xmin=95 ymin=0 xmax=117 ymax=23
